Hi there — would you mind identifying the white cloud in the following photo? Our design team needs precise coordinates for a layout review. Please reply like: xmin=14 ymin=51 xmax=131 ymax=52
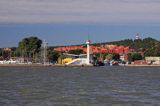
xmin=0 ymin=0 xmax=160 ymax=23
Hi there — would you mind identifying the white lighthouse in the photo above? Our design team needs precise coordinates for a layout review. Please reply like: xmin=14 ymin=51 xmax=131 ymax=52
xmin=135 ymin=33 xmax=141 ymax=40
xmin=86 ymin=40 xmax=90 ymax=65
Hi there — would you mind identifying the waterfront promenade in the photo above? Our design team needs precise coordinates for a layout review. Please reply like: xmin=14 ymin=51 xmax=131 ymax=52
xmin=0 ymin=63 xmax=160 ymax=67
xmin=0 ymin=64 xmax=93 ymax=67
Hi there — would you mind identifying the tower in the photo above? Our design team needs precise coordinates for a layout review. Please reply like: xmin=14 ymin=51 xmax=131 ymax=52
xmin=135 ymin=33 xmax=140 ymax=40
xmin=42 ymin=40 xmax=48 ymax=65
xmin=86 ymin=40 xmax=90 ymax=65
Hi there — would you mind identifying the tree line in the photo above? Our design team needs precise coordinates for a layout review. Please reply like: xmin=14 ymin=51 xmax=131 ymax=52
xmin=0 ymin=36 xmax=160 ymax=63
xmin=94 ymin=37 xmax=160 ymax=57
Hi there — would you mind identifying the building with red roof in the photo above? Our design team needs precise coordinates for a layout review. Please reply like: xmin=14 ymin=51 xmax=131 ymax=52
xmin=53 ymin=44 xmax=130 ymax=54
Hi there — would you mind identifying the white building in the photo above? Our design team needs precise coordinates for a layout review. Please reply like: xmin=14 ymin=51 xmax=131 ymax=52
xmin=65 ymin=40 xmax=92 ymax=66
xmin=135 ymin=33 xmax=141 ymax=40
xmin=145 ymin=57 xmax=160 ymax=65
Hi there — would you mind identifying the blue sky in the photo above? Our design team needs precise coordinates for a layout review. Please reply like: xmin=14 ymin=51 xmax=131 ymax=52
xmin=0 ymin=0 xmax=160 ymax=47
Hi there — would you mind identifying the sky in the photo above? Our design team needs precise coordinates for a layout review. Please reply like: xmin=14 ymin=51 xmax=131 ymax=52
xmin=0 ymin=0 xmax=160 ymax=47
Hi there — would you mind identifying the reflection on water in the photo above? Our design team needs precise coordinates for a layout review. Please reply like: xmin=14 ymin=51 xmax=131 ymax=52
xmin=0 ymin=66 xmax=160 ymax=106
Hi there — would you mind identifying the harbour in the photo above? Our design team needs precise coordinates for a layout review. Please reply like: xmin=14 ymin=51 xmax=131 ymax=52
xmin=1 ymin=63 xmax=160 ymax=67
xmin=1 ymin=0 xmax=160 ymax=105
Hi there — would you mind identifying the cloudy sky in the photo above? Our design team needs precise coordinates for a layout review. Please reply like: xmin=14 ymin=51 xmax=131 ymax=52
xmin=0 ymin=0 xmax=160 ymax=47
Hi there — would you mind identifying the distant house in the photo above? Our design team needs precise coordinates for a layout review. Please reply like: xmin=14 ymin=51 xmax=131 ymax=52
xmin=145 ymin=57 xmax=160 ymax=65
xmin=132 ymin=60 xmax=147 ymax=65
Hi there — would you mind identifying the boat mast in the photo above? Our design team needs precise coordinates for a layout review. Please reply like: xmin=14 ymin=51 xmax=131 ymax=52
xmin=43 ymin=40 xmax=47 ymax=65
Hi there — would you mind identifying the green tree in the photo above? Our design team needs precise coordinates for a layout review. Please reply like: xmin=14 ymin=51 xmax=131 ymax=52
xmin=18 ymin=36 xmax=42 ymax=61
xmin=106 ymin=54 xmax=113 ymax=60
xmin=68 ymin=49 xmax=84 ymax=55
xmin=112 ymin=53 xmax=120 ymax=61
xmin=0 ymin=49 xmax=3 ymax=57
xmin=47 ymin=50 xmax=60 ymax=63
xmin=132 ymin=53 xmax=143 ymax=61
xmin=133 ymin=39 xmax=143 ymax=51
xmin=127 ymin=53 xmax=143 ymax=62
xmin=142 ymin=37 xmax=158 ymax=49
xmin=144 ymin=42 xmax=160 ymax=57
xmin=127 ymin=53 xmax=132 ymax=64
xmin=109 ymin=39 xmax=134 ymax=47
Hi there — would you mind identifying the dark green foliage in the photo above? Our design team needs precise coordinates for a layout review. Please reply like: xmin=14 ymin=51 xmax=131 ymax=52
xmin=18 ymin=36 xmax=42 ymax=59
xmin=133 ymin=39 xmax=143 ymax=50
xmin=1 ymin=51 xmax=11 ymax=59
xmin=0 ymin=49 xmax=3 ymax=57
xmin=127 ymin=53 xmax=143 ymax=62
xmin=107 ymin=37 xmax=158 ymax=50
xmin=104 ymin=37 xmax=160 ymax=57
xmin=68 ymin=49 xmax=84 ymax=55
xmin=127 ymin=53 xmax=132 ymax=63
xmin=0 ymin=48 xmax=18 ymax=59
xmin=144 ymin=49 xmax=155 ymax=57
xmin=1 ymin=36 xmax=160 ymax=62
xmin=132 ymin=53 xmax=143 ymax=61
xmin=144 ymin=42 xmax=160 ymax=57
xmin=142 ymin=37 xmax=158 ymax=49
xmin=112 ymin=53 xmax=120 ymax=61
xmin=48 ymin=50 xmax=60 ymax=63
xmin=108 ymin=39 xmax=134 ymax=47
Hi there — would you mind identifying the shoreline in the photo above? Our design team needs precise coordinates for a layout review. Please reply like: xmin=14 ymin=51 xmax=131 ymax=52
xmin=0 ymin=64 xmax=160 ymax=67
xmin=0 ymin=64 xmax=93 ymax=67
xmin=127 ymin=64 xmax=160 ymax=67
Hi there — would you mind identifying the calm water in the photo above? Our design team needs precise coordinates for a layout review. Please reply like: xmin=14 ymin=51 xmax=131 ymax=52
xmin=0 ymin=66 xmax=160 ymax=106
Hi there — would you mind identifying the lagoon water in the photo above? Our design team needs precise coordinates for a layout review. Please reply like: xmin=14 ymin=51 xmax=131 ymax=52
xmin=0 ymin=66 xmax=160 ymax=106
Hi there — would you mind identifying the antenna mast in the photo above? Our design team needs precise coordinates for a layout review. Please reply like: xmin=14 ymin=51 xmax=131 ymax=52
xmin=42 ymin=40 xmax=48 ymax=65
